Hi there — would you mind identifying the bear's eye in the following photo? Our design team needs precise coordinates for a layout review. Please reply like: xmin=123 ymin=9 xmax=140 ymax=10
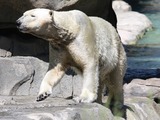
xmin=31 ymin=15 xmax=35 ymax=17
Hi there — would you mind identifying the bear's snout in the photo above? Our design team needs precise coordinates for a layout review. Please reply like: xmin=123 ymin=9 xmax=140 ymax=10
xmin=16 ymin=18 xmax=28 ymax=33
xmin=16 ymin=19 xmax=21 ymax=27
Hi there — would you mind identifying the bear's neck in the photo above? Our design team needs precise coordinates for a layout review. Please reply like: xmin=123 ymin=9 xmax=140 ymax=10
xmin=30 ymin=22 xmax=75 ymax=50
xmin=49 ymin=23 xmax=75 ymax=49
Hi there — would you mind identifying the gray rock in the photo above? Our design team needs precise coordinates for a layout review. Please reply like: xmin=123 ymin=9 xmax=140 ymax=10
xmin=16 ymin=57 xmax=49 ymax=96
xmin=116 ymin=11 xmax=152 ymax=45
xmin=0 ymin=95 xmax=160 ymax=120
xmin=0 ymin=57 xmax=34 ymax=95
xmin=0 ymin=56 xmax=82 ymax=98
xmin=0 ymin=57 xmax=48 ymax=96
xmin=124 ymin=78 xmax=160 ymax=100
xmin=125 ymin=96 xmax=160 ymax=120
xmin=113 ymin=0 xmax=132 ymax=12
xmin=0 ymin=56 xmax=160 ymax=119
xmin=0 ymin=96 xmax=115 ymax=120
xmin=112 ymin=0 xmax=153 ymax=45
xmin=0 ymin=49 xmax=12 ymax=57
xmin=51 ymin=74 xmax=73 ymax=98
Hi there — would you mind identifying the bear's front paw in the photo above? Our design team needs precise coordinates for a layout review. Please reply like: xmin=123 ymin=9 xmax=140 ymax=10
xmin=36 ymin=92 xmax=51 ymax=102
xmin=37 ymin=82 xmax=52 ymax=102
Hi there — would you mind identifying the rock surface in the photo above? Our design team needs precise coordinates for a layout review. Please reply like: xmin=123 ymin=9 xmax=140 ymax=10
xmin=113 ymin=0 xmax=132 ymax=12
xmin=0 ymin=91 xmax=160 ymax=120
xmin=125 ymin=96 xmax=160 ymax=120
xmin=123 ymin=78 xmax=160 ymax=120
xmin=0 ymin=57 xmax=48 ymax=96
xmin=0 ymin=56 xmax=160 ymax=119
xmin=0 ymin=56 xmax=83 ymax=98
xmin=113 ymin=0 xmax=153 ymax=45
xmin=124 ymin=78 xmax=160 ymax=101
xmin=0 ymin=96 xmax=120 ymax=120
xmin=117 ymin=11 xmax=152 ymax=45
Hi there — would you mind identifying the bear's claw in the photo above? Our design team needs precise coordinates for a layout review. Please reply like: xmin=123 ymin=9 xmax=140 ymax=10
xmin=36 ymin=92 xmax=50 ymax=102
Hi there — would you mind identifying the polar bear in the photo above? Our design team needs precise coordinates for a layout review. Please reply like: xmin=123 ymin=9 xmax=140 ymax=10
xmin=16 ymin=8 xmax=126 ymax=116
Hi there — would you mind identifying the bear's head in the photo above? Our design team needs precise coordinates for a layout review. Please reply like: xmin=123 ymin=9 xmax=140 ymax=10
xmin=16 ymin=8 xmax=56 ymax=40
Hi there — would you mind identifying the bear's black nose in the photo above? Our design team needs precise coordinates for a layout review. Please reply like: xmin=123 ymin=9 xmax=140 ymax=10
xmin=16 ymin=20 xmax=21 ymax=27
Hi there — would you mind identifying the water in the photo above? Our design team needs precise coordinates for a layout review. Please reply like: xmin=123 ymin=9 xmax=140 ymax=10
xmin=136 ymin=0 xmax=160 ymax=45
xmin=125 ymin=0 xmax=160 ymax=81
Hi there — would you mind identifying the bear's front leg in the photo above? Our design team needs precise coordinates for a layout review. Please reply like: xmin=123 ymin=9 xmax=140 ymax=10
xmin=74 ymin=62 xmax=99 ymax=103
xmin=37 ymin=63 xmax=65 ymax=101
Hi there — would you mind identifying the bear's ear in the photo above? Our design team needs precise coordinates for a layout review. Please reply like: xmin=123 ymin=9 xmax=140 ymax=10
xmin=49 ymin=10 xmax=53 ymax=16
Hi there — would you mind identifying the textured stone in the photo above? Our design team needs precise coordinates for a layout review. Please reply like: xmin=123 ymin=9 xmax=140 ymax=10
xmin=16 ymin=57 xmax=49 ymax=96
xmin=0 ymin=57 xmax=49 ymax=96
xmin=51 ymin=74 xmax=73 ymax=98
xmin=125 ymin=97 xmax=160 ymax=120
xmin=0 ymin=57 xmax=34 ymax=95
xmin=112 ymin=0 xmax=153 ymax=45
xmin=0 ymin=49 xmax=11 ymax=57
xmin=113 ymin=0 xmax=132 ymax=12
xmin=0 ymin=96 xmax=115 ymax=120
xmin=0 ymin=96 xmax=160 ymax=120
xmin=0 ymin=56 xmax=82 ymax=98
xmin=116 ymin=11 xmax=152 ymax=45
xmin=124 ymin=78 xmax=160 ymax=100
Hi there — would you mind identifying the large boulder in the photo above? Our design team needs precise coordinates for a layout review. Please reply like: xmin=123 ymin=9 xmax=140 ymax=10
xmin=113 ymin=0 xmax=132 ymax=12
xmin=0 ymin=56 xmax=160 ymax=119
xmin=0 ymin=95 xmax=159 ymax=120
xmin=124 ymin=78 xmax=160 ymax=101
xmin=0 ymin=55 xmax=160 ymax=119
xmin=123 ymin=78 xmax=160 ymax=119
xmin=0 ymin=56 xmax=82 ymax=98
xmin=116 ymin=11 xmax=152 ymax=45
xmin=125 ymin=96 xmax=160 ymax=120
xmin=0 ymin=57 xmax=48 ymax=96
xmin=112 ymin=0 xmax=153 ymax=45
xmin=0 ymin=97 xmax=121 ymax=120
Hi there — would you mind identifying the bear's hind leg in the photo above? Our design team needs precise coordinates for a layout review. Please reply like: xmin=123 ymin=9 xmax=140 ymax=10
xmin=104 ymin=52 xmax=126 ymax=117
xmin=104 ymin=67 xmax=125 ymax=117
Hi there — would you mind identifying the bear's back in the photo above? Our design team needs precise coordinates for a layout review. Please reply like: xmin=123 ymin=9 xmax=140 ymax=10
xmin=89 ymin=17 xmax=120 ymax=71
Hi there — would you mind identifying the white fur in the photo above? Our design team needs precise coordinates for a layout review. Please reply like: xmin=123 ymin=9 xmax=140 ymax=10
xmin=17 ymin=9 xmax=127 ymax=116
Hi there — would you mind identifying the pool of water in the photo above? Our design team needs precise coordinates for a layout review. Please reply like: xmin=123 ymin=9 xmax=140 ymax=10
xmin=125 ymin=0 xmax=160 ymax=81
xmin=137 ymin=0 xmax=160 ymax=45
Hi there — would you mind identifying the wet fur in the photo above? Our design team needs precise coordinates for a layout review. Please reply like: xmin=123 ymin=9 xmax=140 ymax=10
xmin=17 ymin=9 xmax=127 ymax=116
